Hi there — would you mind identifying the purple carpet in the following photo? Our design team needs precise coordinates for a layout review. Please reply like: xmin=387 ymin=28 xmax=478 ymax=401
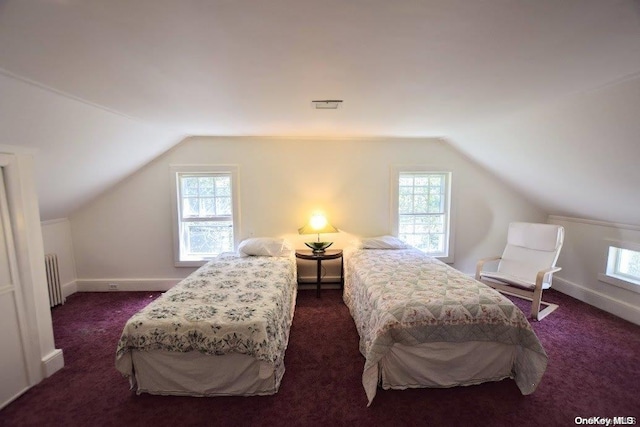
xmin=1 ymin=289 xmax=638 ymax=426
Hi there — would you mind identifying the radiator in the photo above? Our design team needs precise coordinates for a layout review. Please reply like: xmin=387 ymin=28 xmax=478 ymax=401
xmin=45 ymin=253 xmax=65 ymax=307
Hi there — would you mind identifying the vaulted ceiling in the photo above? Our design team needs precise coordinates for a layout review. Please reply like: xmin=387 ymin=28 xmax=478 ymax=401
xmin=1 ymin=0 xmax=639 ymax=223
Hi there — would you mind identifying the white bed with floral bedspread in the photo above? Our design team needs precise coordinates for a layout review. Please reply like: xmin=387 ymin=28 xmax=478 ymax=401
xmin=116 ymin=239 xmax=297 ymax=397
xmin=343 ymin=238 xmax=548 ymax=405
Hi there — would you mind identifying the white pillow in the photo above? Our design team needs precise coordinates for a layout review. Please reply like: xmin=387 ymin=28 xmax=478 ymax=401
xmin=237 ymin=237 xmax=292 ymax=257
xmin=360 ymin=235 xmax=410 ymax=249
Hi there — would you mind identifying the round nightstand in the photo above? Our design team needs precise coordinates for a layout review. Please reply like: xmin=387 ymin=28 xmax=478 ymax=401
xmin=295 ymin=249 xmax=344 ymax=297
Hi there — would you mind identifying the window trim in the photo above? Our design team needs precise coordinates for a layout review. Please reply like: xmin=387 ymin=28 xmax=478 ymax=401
xmin=390 ymin=166 xmax=454 ymax=263
xmin=170 ymin=165 xmax=240 ymax=267
xmin=599 ymin=239 xmax=640 ymax=294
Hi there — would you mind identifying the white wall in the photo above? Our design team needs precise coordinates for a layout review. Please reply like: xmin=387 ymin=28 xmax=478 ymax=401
xmin=41 ymin=218 xmax=77 ymax=298
xmin=449 ymin=73 xmax=640 ymax=226
xmin=69 ymin=136 xmax=545 ymax=289
xmin=549 ymin=215 xmax=640 ymax=325
xmin=0 ymin=71 xmax=185 ymax=221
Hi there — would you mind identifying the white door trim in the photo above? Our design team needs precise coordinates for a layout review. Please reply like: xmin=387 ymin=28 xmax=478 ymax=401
xmin=0 ymin=161 xmax=34 ymax=408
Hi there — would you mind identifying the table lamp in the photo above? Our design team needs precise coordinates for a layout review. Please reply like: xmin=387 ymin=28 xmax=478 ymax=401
xmin=298 ymin=213 xmax=338 ymax=253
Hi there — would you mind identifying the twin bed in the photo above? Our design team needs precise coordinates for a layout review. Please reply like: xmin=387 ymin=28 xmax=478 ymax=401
xmin=116 ymin=236 xmax=547 ymax=404
xmin=115 ymin=238 xmax=297 ymax=396
xmin=343 ymin=237 xmax=547 ymax=405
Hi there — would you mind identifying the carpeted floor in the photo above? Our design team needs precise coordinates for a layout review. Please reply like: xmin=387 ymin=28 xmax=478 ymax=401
xmin=1 ymin=289 xmax=639 ymax=427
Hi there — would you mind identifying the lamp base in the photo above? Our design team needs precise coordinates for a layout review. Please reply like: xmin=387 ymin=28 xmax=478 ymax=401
xmin=304 ymin=241 xmax=333 ymax=253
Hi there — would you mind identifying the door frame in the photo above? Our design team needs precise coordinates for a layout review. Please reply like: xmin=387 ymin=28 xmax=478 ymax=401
xmin=0 ymin=155 xmax=37 ymax=408
xmin=0 ymin=150 xmax=64 ymax=406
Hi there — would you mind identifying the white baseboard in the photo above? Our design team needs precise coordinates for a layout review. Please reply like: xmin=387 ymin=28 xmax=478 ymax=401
xmin=297 ymin=275 xmax=343 ymax=291
xmin=42 ymin=349 xmax=64 ymax=377
xmin=75 ymin=279 xmax=181 ymax=293
xmin=70 ymin=278 xmax=344 ymax=294
xmin=298 ymin=284 xmax=343 ymax=290
xmin=297 ymin=274 xmax=342 ymax=282
xmin=62 ymin=280 xmax=77 ymax=300
xmin=73 ymin=277 xmax=342 ymax=293
xmin=553 ymin=276 xmax=640 ymax=325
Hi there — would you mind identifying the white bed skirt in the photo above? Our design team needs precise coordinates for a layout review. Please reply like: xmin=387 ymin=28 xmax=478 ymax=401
xmin=131 ymin=350 xmax=284 ymax=397
xmin=379 ymin=341 xmax=516 ymax=390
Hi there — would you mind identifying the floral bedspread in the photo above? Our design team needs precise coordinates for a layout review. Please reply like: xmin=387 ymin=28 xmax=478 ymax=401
xmin=343 ymin=248 xmax=547 ymax=405
xmin=116 ymin=253 xmax=297 ymax=380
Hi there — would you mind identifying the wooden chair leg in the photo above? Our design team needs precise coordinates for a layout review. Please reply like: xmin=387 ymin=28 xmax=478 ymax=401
xmin=530 ymin=285 xmax=543 ymax=320
xmin=529 ymin=270 xmax=559 ymax=321
xmin=534 ymin=301 xmax=559 ymax=321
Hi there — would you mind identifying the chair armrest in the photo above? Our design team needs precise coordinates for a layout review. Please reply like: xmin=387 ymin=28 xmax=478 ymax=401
xmin=534 ymin=266 xmax=562 ymax=289
xmin=475 ymin=256 xmax=502 ymax=280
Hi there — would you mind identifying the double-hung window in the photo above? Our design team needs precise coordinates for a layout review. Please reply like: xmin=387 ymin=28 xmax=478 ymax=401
xmin=171 ymin=165 xmax=239 ymax=267
xmin=391 ymin=169 xmax=453 ymax=262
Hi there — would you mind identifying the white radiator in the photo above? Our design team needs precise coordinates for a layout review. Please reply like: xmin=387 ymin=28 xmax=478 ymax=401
xmin=45 ymin=253 xmax=65 ymax=307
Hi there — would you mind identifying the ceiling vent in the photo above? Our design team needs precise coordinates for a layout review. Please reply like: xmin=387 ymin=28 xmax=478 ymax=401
xmin=312 ymin=100 xmax=343 ymax=109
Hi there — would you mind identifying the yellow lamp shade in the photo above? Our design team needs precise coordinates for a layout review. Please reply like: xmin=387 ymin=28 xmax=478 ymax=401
xmin=297 ymin=213 xmax=338 ymax=235
xmin=298 ymin=213 xmax=338 ymax=253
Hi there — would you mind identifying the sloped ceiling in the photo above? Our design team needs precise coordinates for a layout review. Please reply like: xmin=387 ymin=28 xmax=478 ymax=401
xmin=1 ymin=1 xmax=639 ymax=223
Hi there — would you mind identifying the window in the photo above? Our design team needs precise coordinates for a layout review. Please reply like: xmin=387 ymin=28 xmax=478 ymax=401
xmin=611 ymin=247 xmax=640 ymax=282
xmin=170 ymin=165 xmax=239 ymax=267
xmin=599 ymin=240 xmax=640 ymax=293
xmin=391 ymin=169 xmax=453 ymax=262
xmin=601 ymin=243 xmax=640 ymax=287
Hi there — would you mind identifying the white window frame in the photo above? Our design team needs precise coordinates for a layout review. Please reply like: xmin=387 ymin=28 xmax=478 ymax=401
xmin=170 ymin=165 xmax=240 ymax=267
xmin=599 ymin=239 xmax=640 ymax=294
xmin=390 ymin=166 xmax=454 ymax=263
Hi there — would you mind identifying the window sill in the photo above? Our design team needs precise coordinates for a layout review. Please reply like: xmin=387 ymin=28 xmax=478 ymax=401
xmin=174 ymin=260 xmax=209 ymax=268
xmin=598 ymin=273 xmax=640 ymax=294
xmin=436 ymin=254 xmax=454 ymax=264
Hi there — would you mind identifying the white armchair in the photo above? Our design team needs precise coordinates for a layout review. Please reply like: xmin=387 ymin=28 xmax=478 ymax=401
xmin=476 ymin=222 xmax=564 ymax=321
